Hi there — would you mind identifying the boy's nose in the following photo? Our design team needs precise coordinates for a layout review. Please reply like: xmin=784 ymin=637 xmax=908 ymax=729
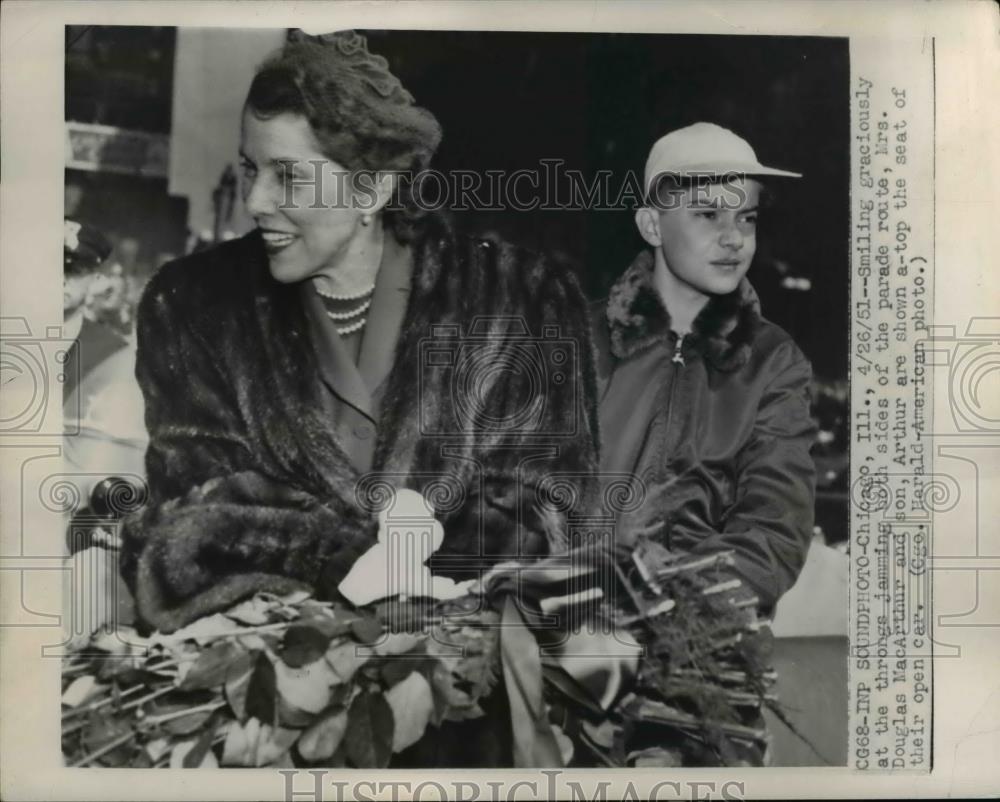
xmin=719 ymin=221 xmax=744 ymax=250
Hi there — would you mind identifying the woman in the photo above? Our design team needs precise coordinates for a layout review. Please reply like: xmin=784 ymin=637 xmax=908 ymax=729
xmin=593 ymin=123 xmax=817 ymax=618
xmin=120 ymin=31 xmax=599 ymax=637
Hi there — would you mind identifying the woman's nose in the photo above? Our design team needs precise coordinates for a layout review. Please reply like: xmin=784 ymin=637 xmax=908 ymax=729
xmin=243 ymin=175 xmax=278 ymax=217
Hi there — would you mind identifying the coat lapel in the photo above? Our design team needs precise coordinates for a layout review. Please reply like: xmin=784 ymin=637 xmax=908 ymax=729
xmin=239 ymin=236 xmax=361 ymax=499
xmin=357 ymin=234 xmax=412 ymax=404
xmin=298 ymin=233 xmax=415 ymax=425
xmin=300 ymin=283 xmax=374 ymax=420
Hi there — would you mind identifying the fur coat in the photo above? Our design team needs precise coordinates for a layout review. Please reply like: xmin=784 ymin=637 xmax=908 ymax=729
xmin=121 ymin=213 xmax=599 ymax=633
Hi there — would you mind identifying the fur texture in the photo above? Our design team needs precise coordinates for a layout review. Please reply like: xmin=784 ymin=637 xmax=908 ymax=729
xmin=121 ymin=213 xmax=599 ymax=633
xmin=605 ymin=248 xmax=761 ymax=370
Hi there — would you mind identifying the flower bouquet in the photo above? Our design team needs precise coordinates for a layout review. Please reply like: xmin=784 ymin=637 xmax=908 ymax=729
xmin=61 ymin=539 xmax=790 ymax=769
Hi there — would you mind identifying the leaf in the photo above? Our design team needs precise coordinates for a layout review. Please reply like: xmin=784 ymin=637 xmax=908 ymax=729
xmin=443 ymin=703 xmax=486 ymax=722
xmin=221 ymin=719 xmax=299 ymax=767
xmin=221 ymin=717 xmax=259 ymax=766
xmin=82 ymin=714 xmax=133 ymax=767
xmin=298 ymin=613 xmax=352 ymax=640
xmin=61 ymin=675 xmax=102 ymax=707
xmin=384 ymin=671 xmax=433 ymax=753
xmin=428 ymin=657 xmax=480 ymax=721
xmin=170 ymin=738 xmax=219 ymax=769
xmin=350 ymin=615 xmax=384 ymax=644
xmin=180 ymin=640 xmax=248 ymax=691
xmin=380 ymin=658 xmax=418 ymax=688
xmin=581 ymin=719 xmax=617 ymax=751
xmin=143 ymin=737 xmax=171 ymax=763
xmin=276 ymin=589 xmax=313 ymax=607
xmin=275 ymin=659 xmax=338 ymax=719
xmin=174 ymin=659 xmax=194 ymax=686
xmin=161 ymin=613 xmax=241 ymax=646
xmin=297 ymin=708 xmax=349 ymax=762
xmin=182 ymin=722 xmax=221 ymax=768
xmin=161 ymin=706 xmax=217 ymax=736
xmin=91 ymin=628 xmax=147 ymax=657
xmin=372 ymin=632 xmax=424 ymax=656
xmin=329 ymin=682 xmax=358 ymax=709
xmin=267 ymin=749 xmax=297 ymax=768
xmin=345 ymin=691 xmax=394 ymax=768
xmin=258 ymin=725 xmax=302 ymax=766
xmin=245 ymin=653 xmax=277 ymax=726
xmin=541 ymin=663 xmax=604 ymax=718
xmin=282 ymin=624 xmax=333 ymax=668
xmin=299 ymin=600 xmax=338 ymax=619
xmin=225 ymin=656 xmax=255 ymax=721
xmin=325 ymin=640 xmax=369 ymax=682
xmin=738 ymin=626 xmax=775 ymax=673
xmin=551 ymin=722 xmax=575 ymax=765
xmin=96 ymin=655 xmax=146 ymax=681
xmin=225 ymin=596 xmax=275 ymax=625
xmin=237 ymin=633 xmax=280 ymax=652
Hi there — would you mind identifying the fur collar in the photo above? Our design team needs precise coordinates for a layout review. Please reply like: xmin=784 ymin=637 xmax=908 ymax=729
xmin=605 ymin=249 xmax=761 ymax=371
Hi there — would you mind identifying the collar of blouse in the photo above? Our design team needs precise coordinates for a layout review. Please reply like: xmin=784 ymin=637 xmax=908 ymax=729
xmin=300 ymin=232 xmax=413 ymax=419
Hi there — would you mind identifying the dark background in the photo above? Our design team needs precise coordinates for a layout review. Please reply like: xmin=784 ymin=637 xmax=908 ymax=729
xmin=66 ymin=27 xmax=849 ymax=380
xmin=364 ymin=31 xmax=850 ymax=381
xmin=66 ymin=28 xmax=849 ymax=542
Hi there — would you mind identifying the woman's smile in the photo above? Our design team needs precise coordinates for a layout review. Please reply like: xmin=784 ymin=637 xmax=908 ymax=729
xmin=259 ymin=228 xmax=300 ymax=255
xmin=240 ymin=111 xmax=364 ymax=285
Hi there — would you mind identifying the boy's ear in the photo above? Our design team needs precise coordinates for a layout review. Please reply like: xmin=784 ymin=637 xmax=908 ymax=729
xmin=635 ymin=207 xmax=662 ymax=248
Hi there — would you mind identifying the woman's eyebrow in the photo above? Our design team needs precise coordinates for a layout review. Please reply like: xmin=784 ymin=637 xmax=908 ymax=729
xmin=238 ymin=151 xmax=311 ymax=171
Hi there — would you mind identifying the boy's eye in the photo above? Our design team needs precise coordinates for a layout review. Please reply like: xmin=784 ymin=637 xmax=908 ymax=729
xmin=239 ymin=159 xmax=257 ymax=178
xmin=740 ymin=213 xmax=758 ymax=225
xmin=694 ymin=209 xmax=718 ymax=220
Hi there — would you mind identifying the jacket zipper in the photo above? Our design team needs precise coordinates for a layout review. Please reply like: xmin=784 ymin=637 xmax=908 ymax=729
xmin=660 ymin=332 xmax=685 ymax=547
xmin=671 ymin=333 xmax=686 ymax=366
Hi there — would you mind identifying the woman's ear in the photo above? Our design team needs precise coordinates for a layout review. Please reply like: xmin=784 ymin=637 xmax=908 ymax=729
xmin=353 ymin=170 xmax=397 ymax=216
xmin=635 ymin=207 xmax=663 ymax=248
xmin=372 ymin=171 xmax=396 ymax=214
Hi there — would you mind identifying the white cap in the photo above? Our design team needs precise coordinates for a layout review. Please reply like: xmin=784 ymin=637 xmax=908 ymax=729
xmin=644 ymin=122 xmax=801 ymax=196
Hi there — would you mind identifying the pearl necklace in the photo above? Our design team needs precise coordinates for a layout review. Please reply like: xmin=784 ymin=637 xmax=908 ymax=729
xmin=317 ymin=284 xmax=374 ymax=336
xmin=336 ymin=317 xmax=367 ymax=336
xmin=316 ymin=283 xmax=376 ymax=301
xmin=325 ymin=297 xmax=373 ymax=320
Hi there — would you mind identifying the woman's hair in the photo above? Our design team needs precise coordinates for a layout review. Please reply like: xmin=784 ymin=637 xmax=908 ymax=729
xmin=245 ymin=31 xmax=443 ymax=243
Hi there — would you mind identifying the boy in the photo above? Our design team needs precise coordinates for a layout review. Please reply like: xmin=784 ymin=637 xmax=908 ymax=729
xmin=593 ymin=122 xmax=817 ymax=616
